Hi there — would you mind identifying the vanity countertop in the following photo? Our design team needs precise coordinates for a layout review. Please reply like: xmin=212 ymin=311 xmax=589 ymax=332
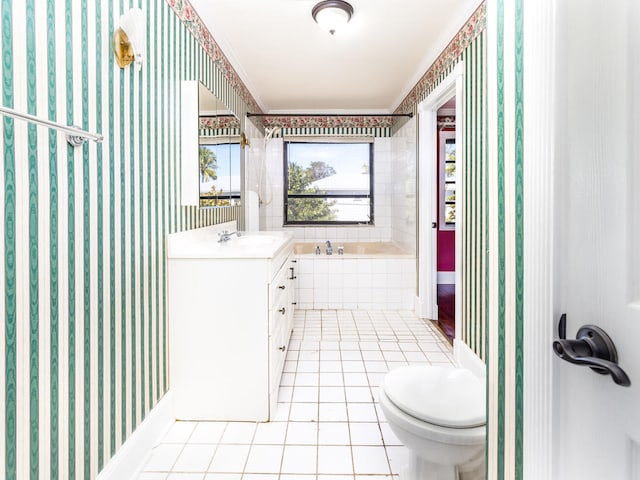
xmin=167 ymin=227 xmax=294 ymax=260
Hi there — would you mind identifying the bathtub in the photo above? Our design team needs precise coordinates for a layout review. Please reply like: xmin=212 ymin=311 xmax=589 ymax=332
xmin=292 ymin=242 xmax=416 ymax=310
xmin=293 ymin=241 xmax=412 ymax=257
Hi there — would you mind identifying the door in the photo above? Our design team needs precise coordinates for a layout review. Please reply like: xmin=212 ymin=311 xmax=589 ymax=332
xmin=553 ymin=1 xmax=640 ymax=478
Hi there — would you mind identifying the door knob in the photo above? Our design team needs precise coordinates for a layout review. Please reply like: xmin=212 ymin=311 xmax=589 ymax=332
xmin=553 ymin=314 xmax=631 ymax=386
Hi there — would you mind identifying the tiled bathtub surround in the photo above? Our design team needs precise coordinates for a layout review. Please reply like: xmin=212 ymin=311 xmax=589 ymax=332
xmin=138 ymin=310 xmax=453 ymax=479
xmin=295 ymin=256 xmax=416 ymax=310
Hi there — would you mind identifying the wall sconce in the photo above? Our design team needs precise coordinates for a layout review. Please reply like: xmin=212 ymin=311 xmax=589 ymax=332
xmin=113 ymin=8 xmax=145 ymax=70
xmin=240 ymin=132 xmax=250 ymax=149
xmin=312 ymin=0 xmax=354 ymax=35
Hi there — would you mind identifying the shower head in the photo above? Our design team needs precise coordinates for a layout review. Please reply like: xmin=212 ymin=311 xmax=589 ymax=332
xmin=264 ymin=127 xmax=282 ymax=141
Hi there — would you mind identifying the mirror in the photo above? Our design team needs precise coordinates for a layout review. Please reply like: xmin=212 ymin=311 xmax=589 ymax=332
xmin=197 ymin=84 xmax=241 ymax=208
xmin=180 ymin=81 xmax=241 ymax=208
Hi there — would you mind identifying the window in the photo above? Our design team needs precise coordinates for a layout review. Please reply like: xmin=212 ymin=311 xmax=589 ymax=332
xmin=439 ymin=131 xmax=456 ymax=228
xmin=199 ymin=139 xmax=241 ymax=207
xmin=284 ymin=141 xmax=374 ymax=225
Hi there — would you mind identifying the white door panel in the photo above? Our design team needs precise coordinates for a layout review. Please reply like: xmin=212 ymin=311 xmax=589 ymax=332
xmin=553 ymin=1 xmax=640 ymax=478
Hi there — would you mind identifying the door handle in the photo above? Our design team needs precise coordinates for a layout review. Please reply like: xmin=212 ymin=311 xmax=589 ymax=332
xmin=552 ymin=314 xmax=631 ymax=386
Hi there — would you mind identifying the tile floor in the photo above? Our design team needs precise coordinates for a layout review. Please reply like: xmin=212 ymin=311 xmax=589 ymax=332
xmin=138 ymin=310 xmax=453 ymax=480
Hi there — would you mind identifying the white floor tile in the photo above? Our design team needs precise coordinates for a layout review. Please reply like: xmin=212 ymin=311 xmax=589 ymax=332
xmin=347 ymin=403 xmax=378 ymax=422
xmin=294 ymin=372 xmax=320 ymax=386
xmin=361 ymin=350 xmax=384 ymax=361
xmin=320 ymin=350 xmax=341 ymax=361
xmin=242 ymin=475 xmax=279 ymax=480
xmin=319 ymin=360 xmax=342 ymax=373
xmin=318 ymin=422 xmax=350 ymax=445
xmin=345 ymin=386 xmax=373 ymax=403
xmin=292 ymin=386 xmax=319 ymax=402
xmin=166 ymin=473 xmax=205 ymax=480
xmin=253 ymin=421 xmax=288 ymax=445
xmin=188 ymin=423 xmax=227 ymax=444
xmin=351 ymin=446 xmax=391 ymax=474
xmin=319 ymin=386 xmax=346 ymax=403
xmin=319 ymin=403 xmax=348 ymax=422
xmin=289 ymin=403 xmax=318 ymax=422
xmin=172 ymin=444 xmax=217 ymax=472
xmin=244 ymin=445 xmax=284 ymax=473
xmin=340 ymin=350 xmax=362 ymax=361
xmin=144 ymin=444 xmax=184 ymax=471
xmin=349 ymin=422 xmax=383 ymax=445
xmin=297 ymin=360 xmax=319 ymax=372
xmin=319 ymin=372 xmax=344 ymax=386
xmin=286 ymin=422 xmax=318 ymax=445
xmin=136 ymin=473 xmax=167 ymax=480
xmin=280 ymin=445 xmax=317 ymax=474
xmin=342 ymin=361 xmax=366 ymax=373
xmin=162 ymin=422 xmax=197 ymax=443
xmin=343 ymin=372 xmax=369 ymax=387
xmin=204 ymin=473 xmax=241 ymax=480
xmin=317 ymin=445 xmax=353 ymax=474
xmin=208 ymin=444 xmax=250 ymax=473
xmin=219 ymin=422 xmax=256 ymax=444
xmin=150 ymin=310 xmax=450 ymax=479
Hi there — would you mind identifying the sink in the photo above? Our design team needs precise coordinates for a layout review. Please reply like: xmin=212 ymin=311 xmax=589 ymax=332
xmin=233 ymin=235 xmax=277 ymax=246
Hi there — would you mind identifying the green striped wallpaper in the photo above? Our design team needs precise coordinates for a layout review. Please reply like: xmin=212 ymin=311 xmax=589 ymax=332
xmin=394 ymin=2 xmax=488 ymax=365
xmin=392 ymin=1 xmax=526 ymax=477
xmin=0 ymin=1 xmax=243 ymax=478
xmin=486 ymin=0 xmax=524 ymax=477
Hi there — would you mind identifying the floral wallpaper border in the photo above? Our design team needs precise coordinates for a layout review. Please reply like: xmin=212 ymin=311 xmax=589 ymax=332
xmin=394 ymin=2 xmax=486 ymax=115
xmin=262 ymin=116 xmax=395 ymax=129
xmin=199 ymin=115 xmax=240 ymax=130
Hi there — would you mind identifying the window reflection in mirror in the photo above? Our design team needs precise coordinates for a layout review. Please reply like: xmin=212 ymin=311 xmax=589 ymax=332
xmin=199 ymin=139 xmax=241 ymax=206
xmin=197 ymin=83 xmax=241 ymax=208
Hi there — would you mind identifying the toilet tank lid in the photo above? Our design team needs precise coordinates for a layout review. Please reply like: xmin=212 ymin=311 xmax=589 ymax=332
xmin=382 ymin=365 xmax=486 ymax=428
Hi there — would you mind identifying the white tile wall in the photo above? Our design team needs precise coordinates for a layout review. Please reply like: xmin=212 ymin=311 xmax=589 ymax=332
xmin=390 ymin=119 xmax=417 ymax=253
xmin=295 ymin=256 xmax=415 ymax=310
xmin=256 ymin=138 xmax=396 ymax=243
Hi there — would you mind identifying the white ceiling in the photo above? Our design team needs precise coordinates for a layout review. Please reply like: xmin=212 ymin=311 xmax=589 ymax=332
xmin=188 ymin=0 xmax=482 ymax=114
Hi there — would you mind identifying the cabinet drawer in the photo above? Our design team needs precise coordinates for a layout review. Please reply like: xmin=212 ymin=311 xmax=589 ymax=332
xmin=269 ymin=319 xmax=287 ymax=391
xmin=269 ymin=298 xmax=288 ymax=336
xmin=269 ymin=259 xmax=292 ymax=305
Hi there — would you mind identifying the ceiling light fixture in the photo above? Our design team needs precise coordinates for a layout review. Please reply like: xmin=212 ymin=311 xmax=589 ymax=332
xmin=311 ymin=0 xmax=354 ymax=35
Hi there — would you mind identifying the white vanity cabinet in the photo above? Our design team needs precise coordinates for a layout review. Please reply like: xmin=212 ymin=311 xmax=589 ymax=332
xmin=167 ymin=227 xmax=295 ymax=421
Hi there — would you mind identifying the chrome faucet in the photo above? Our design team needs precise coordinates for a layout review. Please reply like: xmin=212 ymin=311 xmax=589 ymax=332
xmin=325 ymin=240 xmax=333 ymax=255
xmin=217 ymin=230 xmax=240 ymax=243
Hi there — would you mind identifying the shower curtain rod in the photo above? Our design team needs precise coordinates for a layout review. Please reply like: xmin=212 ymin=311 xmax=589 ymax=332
xmin=0 ymin=105 xmax=104 ymax=146
xmin=246 ymin=112 xmax=413 ymax=118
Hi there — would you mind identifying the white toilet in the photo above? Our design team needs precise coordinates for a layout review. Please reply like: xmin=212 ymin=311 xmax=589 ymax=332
xmin=379 ymin=365 xmax=486 ymax=480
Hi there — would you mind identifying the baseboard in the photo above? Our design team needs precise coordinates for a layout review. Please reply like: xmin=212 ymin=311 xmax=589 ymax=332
xmin=97 ymin=391 xmax=174 ymax=480
xmin=437 ymin=271 xmax=455 ymax=284
xmin=453 ymin=339 xmax=486 ymax=379
xmin=414 ymin=295 xmax=438 ymax=320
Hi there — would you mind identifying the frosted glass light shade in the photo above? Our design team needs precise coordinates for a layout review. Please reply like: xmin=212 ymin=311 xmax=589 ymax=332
xmin=312 ymin=0 xmax=354 ymax=35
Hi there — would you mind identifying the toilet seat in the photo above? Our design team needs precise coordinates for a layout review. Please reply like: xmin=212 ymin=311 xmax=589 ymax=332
xmin=382 ymin=365 xmax=485 ymax=428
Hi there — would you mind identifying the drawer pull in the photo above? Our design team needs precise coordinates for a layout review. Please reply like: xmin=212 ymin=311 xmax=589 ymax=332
xmin=278 ymin=345 xmax=286 ymax=352
xmin=278 ymin=307 xmax=286 ymax=315
xmin=278 ymin=285 xmax=286 ymax=290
